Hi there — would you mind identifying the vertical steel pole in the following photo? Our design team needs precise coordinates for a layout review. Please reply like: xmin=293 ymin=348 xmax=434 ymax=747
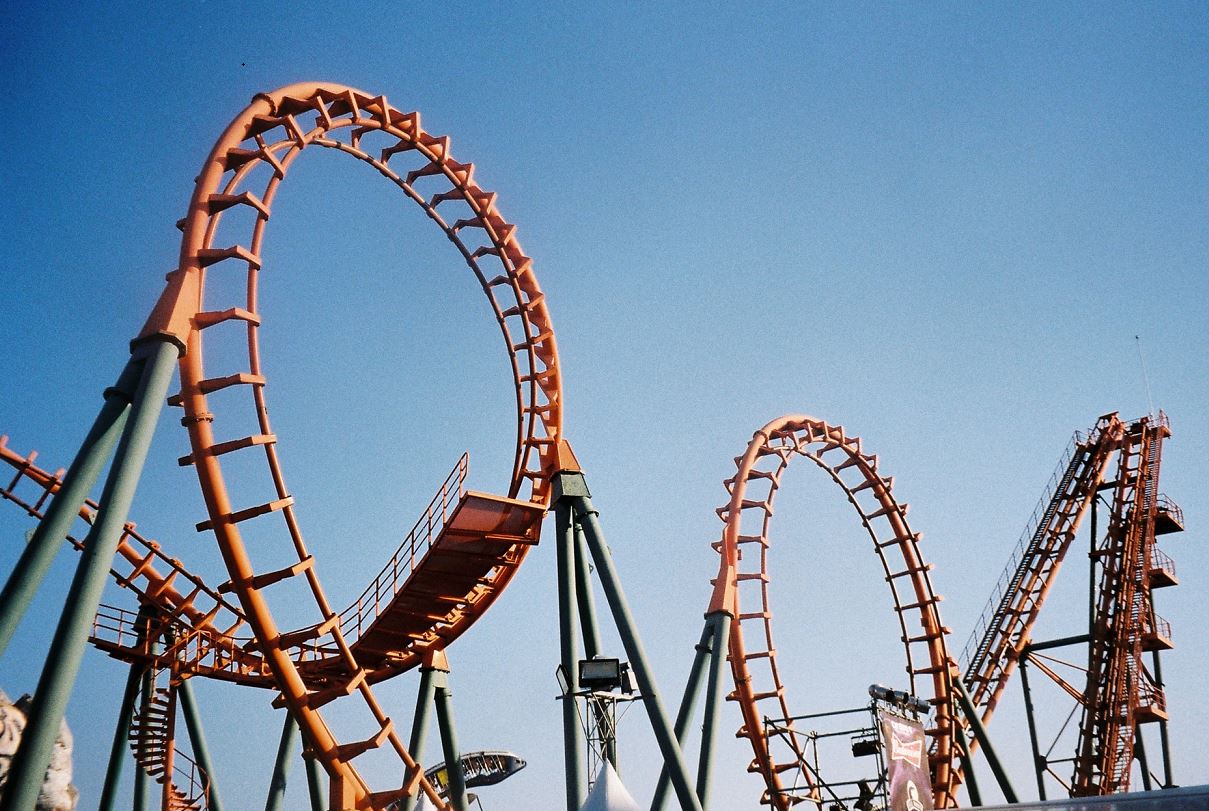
xmin=305 ymin=755 xmax=326 ymax=811
xmin=695 ymin=612 xmax=731 ymax=807
xmin=651 ymin=621 xmax=714 ymax=811
xmin=178 ymin=675 xmax=223 ymax=811
xmin=98 ymin=659 xmax=146 ymax=811
xmin=1088 ymin=497 xmax=1098 ymax=668
xmin=400 ymin=663 xmax=438 ymax=811
xmin=953 ymin=678 xmax=1017 ymax=804
xmin=433 ymin=671 xmax=469 ymax=811
xmin=133 ymin=656 xmax=155 ymax=811
xmin=265 ymin=714 xmax=299 ymax=811
xmin=100 ymin=606 xmax=153 ymax=811
xmin=0 ymin=359 xmax=141 ymax=657
xmin=1150 ymin=649 xmax=1174 ymax=787
xmin=574 ymin=520 xmax=603 ymax=660
xmin=1018 ymin=653 xmax=1046 ymax=800
xmin=554 ymin=494 xmax=585 ymax=810
xmin=1134 ymin=724 xmax=1153 ymax=791
xmin=574 ymin=518 xmax=619 ymax=768
xmin=954 ymin=730 xmax=982 ymax=807
xmin=0 ymin=340 xmax=177 ymax=811
xmin=569 ymin=481 xmax=704 ymax=811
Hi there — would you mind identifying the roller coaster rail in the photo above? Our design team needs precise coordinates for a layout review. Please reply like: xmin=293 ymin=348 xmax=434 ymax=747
xmin=0 ymin=82 xmax=710 ymax=811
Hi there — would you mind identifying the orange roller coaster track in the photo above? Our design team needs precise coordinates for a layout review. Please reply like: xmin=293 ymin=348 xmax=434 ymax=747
xmin=957 ymin=412 xmax=1184 ymax=797
xmin=145 ymin=83 xmax=564 ymax=810
xmin=2 ymin=81 xmax=715 ymax=811
xmin=0 ymin=83 xmax=566 ymax=811
xmin=707 ymin=415 xmax=959 ymax=809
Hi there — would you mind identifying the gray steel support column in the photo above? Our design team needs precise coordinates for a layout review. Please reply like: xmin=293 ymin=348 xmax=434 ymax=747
xmin=433 ymin=671 xmax=469 ymax=811
xmin=695 ymin=611 xmax=731 ymax=807
xmin=953 ymin=678 xmax=1017 ymax=804
xmin=954 ymin=729 xmax=982 ymax=806
xmin=554 ymin=496 xmax=585 ymax=810
xmin=98 ymin=659 xmax=146 ymax=811
xmin=1149 ymin=648 xmax=1174 ymax=787
xmin=1135 ymin=724 xmax=1152 ymax=791
xmin=575 ymin=518 xmax=618 ymax=768
xmin=0 ymin=359 xmax=142 ymax=658
xmin=1018 ymin=653 xmax=1046 ymax=800
xmin=400 ymin=664 xmax=438 ymax=811
xmin=0 ymin=340 xmax=177 ymax=811
xmin=305 ymin=755 xmax=326 ymax=811
xmin=574 ymin=520 xmax=603 ymax=660
xmin=178 ymin=674 xmax=223 ymax=811
xmin=566 ymin=476 xmax=703 ymax=811
xmin=265 ymin=714 xmax=299 ymax=811
xmin=133 ymin=660 xmax=155 ymax=811
xmin=651 ymin=621 xmax=714 ymax=811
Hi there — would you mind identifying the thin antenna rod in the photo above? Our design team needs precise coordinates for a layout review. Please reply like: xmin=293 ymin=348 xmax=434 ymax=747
xmin=1135 ymin=335 xmax=1155 ymax=417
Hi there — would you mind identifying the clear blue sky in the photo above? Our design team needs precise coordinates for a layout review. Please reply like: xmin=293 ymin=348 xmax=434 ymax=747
xmin=1 ymin=3 xmax=1206 ymax=809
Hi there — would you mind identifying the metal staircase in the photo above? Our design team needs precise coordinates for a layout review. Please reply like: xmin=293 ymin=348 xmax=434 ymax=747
xmin=1073 ymin=414 xmax=1173 ymax=795
xmin=129 ymin=669 xmax=209 ymax=810
xmin=960 ymin=414 xmax=1125 ymax=719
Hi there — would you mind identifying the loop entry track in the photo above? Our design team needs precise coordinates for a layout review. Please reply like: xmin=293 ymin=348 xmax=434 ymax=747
xmin=137 ymin=83 xmax=564 ymax=809
xmin=709 ymin=415 xmax=958 ymax=808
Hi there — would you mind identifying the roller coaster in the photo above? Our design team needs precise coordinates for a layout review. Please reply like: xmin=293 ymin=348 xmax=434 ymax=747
xmin=0 ymin=83 xmax=1192 ymax=811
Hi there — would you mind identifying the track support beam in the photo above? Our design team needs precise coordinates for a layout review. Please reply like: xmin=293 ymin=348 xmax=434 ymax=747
xmin=265 ymin=714 xmax=298 ymax=811
xmin=433 ymin=665 xmax=469 ymax=811
xmin=0 ymin=340 xmax=177 ymax=811
xmin=305 ymin=753 xmax=326 ymax=811
xmin=954 ymin=677 xmax=1018 ymax=804
xmin=0 ymin=359 xmax=141 ymax=657
xmin=179 ymin=675 xmax=223 ymax=811
xmin=651 ymin=621 xmax=714 ymax=811
xmin=98 ymin=657 xmax=146 ymax=811
xmin=400 ymin=660 xmax=439 ymax=811
xmin=696 ymin=611 xmax=731 ymax=807
xmin=555 ymin=470 xmax=704 ymax=811
xmin=555 ymin=494 xmax=586 ymax=810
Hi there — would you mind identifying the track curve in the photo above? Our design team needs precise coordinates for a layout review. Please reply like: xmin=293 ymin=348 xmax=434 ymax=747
xmin=136 ymin=83 xmax=564 ymax=809
xmin=710 ymin=415 xmax=958 ymax=808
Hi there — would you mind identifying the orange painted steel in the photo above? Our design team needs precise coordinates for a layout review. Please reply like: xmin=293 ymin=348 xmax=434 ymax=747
xmin=957 ymin=412 xmax=1181 ymax=795
xmin=959 ymin=414 xmax=1127 ymax=725
xmin=2 ymin=440 xmax=543 ymax=691
xmin=710 ymin=415 xmax=958 ymax=808
xmin=128 ymin=83 xmax=563 ymax=809
xmin=0 ymin=436 xmax=264 ymax=684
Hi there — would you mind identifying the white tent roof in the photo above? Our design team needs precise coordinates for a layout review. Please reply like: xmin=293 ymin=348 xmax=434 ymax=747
xmin=580 ymin=761 xmax=641 ymax=811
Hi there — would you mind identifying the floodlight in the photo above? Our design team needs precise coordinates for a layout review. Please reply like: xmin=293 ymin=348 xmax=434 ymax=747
xmin=851 ymin=737 xmax=880 ymax=758
xmin=579 ymin=657 xmax=623 ymax=690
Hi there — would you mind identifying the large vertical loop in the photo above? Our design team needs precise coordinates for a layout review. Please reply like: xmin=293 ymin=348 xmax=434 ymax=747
xmin=135 ymin=84 xmax=564 ymax=808
xmin=711 ymin=415 xmax=958 ymax=808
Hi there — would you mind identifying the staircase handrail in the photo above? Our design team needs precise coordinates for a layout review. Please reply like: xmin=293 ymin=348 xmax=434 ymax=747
xmin=960 ymin=428 xmax=1086 ymax=670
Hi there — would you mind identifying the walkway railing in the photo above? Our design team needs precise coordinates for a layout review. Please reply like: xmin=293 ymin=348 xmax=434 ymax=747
xmin=338 ymin=454 xmax=469 ymax=642
xmin=960 ymin=429 xmax=1084 ymax=669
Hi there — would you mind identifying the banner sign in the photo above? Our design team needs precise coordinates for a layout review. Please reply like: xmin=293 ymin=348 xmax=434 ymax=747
xmin=878 ymin=711 xmax=934 ymax=811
